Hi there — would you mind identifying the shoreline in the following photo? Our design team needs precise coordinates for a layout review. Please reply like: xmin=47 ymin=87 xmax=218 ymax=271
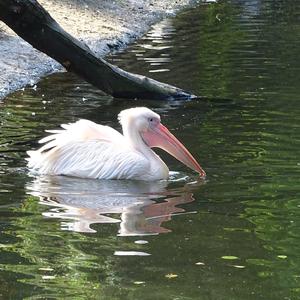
xmin=0 ymin=0 xmax=198 ymax=100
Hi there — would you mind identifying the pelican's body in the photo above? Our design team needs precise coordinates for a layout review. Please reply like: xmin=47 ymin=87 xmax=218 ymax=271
xmin=27 ymin=107 xmax=205 ymax=181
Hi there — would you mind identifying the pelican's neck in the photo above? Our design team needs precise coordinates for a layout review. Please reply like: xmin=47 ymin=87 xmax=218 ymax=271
xmin=122 ymin=123 xmax=150 ymax=155
xmin=121 ymin=119 xmax=169 ymax=180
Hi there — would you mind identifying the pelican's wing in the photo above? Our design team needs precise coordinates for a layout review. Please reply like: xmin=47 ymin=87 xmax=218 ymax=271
xmin=27 ymin=120 xmax=149 ymax=179
xmin=28 ymin=140 xmax=149 ymax=179
xmin=37 ymin=119 xmax=124 ymax=152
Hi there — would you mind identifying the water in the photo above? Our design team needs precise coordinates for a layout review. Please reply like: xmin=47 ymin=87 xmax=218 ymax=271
xmin=1 ymin=0 xmax=300 ymax=298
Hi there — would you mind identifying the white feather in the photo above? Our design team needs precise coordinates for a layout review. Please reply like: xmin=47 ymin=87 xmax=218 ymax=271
xmin=27 ymin=115 xmax=168 ymax=181
xmin=29 ymin=140 xmax=150 ymax=179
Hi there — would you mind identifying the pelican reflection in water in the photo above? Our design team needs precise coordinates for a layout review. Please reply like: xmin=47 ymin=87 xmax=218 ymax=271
xmin=27 ymin=175 xmax=201 ymax=236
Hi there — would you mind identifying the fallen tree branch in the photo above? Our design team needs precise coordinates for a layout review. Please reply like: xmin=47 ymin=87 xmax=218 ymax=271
xmin=0 ymin=0 xmax=196 ymax=100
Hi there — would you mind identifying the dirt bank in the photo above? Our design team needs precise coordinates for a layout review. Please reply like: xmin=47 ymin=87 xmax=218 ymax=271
xmin=0 ymin=0 xmax=198 ymax=100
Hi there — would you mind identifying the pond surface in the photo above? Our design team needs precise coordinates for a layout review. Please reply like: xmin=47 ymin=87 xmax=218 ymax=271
xmin=1 ymin=0 xmax=300 ymax=299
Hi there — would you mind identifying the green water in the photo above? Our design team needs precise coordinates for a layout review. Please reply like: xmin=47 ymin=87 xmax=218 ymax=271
xmin=0 ymin=0 xmax=300 ymax=299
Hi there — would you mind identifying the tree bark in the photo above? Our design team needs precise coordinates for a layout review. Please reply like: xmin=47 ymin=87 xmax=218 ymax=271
xmin=0 ymin=0 xmax=196 ymax=100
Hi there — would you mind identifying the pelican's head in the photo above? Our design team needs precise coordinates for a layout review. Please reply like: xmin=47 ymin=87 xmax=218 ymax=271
xmin=118 ymin=107 xmax=160 ymax=132
xmin=118 ymin=107 xmax=206 ymax=178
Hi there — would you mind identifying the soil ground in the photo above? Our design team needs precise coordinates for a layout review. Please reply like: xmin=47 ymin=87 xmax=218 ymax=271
xmin=0 ymin=0 xmax=197 ymax=99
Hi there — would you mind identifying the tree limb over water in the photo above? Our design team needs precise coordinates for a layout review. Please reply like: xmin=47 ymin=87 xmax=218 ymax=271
xmin=0 ymin=0 xmax=195 ymax=100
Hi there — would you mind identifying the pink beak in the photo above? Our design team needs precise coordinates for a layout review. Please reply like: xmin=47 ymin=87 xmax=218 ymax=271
xmin=142 ymin=123 xmax=206 ymax=178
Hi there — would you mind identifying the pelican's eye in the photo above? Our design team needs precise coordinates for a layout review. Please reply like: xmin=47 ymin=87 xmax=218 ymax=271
xmin=148 ymin=117 xmax=159 ymax=128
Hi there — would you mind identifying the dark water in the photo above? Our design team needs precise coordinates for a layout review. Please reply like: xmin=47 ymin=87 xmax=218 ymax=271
xmin=1 ymin=0 xmax=300 ymax=299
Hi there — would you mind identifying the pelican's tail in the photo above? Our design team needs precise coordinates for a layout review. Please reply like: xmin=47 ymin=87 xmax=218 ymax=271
xmin=26 ymin=127 xmax=68 ymax=174
xmin=26 ymin=119 xmax=123 ymax=175
xmin=26 ymin=120 xmax=91 ymax=173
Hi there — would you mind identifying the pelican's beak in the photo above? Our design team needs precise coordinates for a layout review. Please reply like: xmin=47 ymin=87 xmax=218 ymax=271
xmin=142 ymin=123 xmax=206 ymax=178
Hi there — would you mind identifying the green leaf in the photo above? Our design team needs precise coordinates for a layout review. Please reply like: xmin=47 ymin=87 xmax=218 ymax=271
xmin=221 ymin=255 xmax=239 ymax=260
